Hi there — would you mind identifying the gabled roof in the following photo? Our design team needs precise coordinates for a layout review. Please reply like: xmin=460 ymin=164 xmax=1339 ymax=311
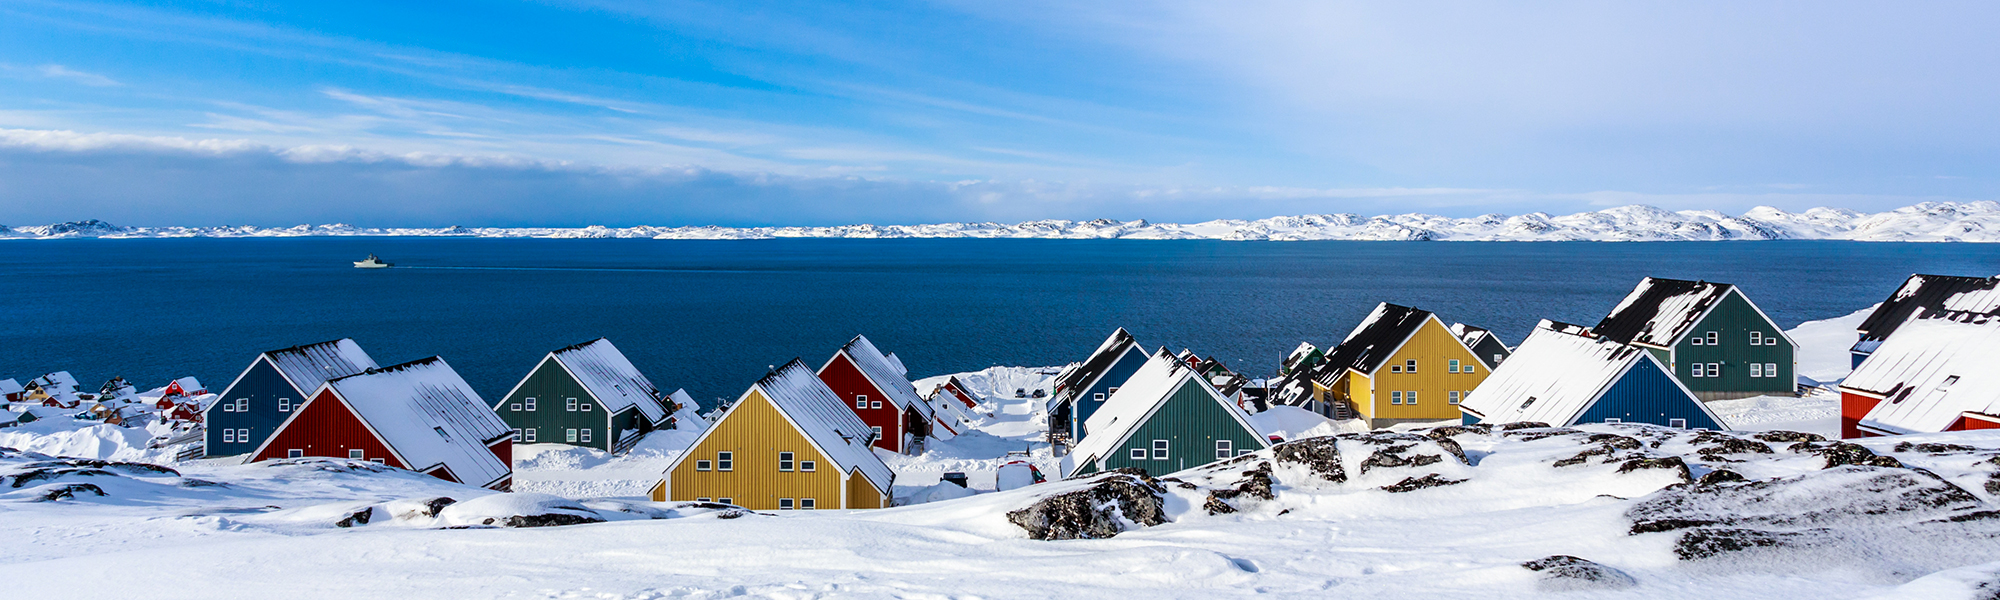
xmin=1315 ymin=303 xmax=1435 ymax=386
xmin=0 ymin=379 xmax=21 ymax=395
xmin=1270 ymin=367 xmax=1316 ymax=407
xmin=1852 ymin=274 xmax=2000 ymax=355
xmin=548 ymin=338 xmax=668 ymax=423
xmin=314 ymin=357 xmax=512 ymax=488
xmin=1281 ymin=342 xmax=1323 ymax=375
xmin=1069 ymin=350 xmax=1268 ymax=470
xmin=883 ymin=352 xmax=909 ymax=376
xmin=1049 ymin=328 xmax=1143 ymax=410
xmin=1196 ymin=358 xmax=1249 ymax=398
xmin=728 ymin=359 xmax=894 ymax=493
xmin=1448 ymin=323 xmax=1499 ymax=351
xmin=1591 ymin=278 xmax=1737 ymax=348
xmin=264 ymin=339 xmax=379 ymax=396
xmin=1460 ymin=320 xmax=1711 ymax=426
xmin=1846 ymin=310 xmax=2000 ymax=434
xmin=29 ymin=371 xmax=78 ymax=391
xmin=831 ymin=335 xmax=932 ymax=421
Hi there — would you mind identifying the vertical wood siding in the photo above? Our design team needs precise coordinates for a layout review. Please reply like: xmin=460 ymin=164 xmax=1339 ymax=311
xmin=254 ymin=389 xmax=406 ymax=470
xmin=667 ymin=390 xmax=846 ymax=510
xmin=1072 ymin=348 xmax=1150 ymax=441
xmin=1090 ymin=379 xmax=1264 ymax=476
xmin=1841 ymin=392 xmax=1882 ymax=439
xmin=847 ymin=470 xmax=885 ymax=509
xmin=208 ymin=358 xmax=306 ymax=457
xmin=1367 ymin=319 xmax=1490 ymax=423
xmin=818 ymin=354 xmax=905 ymax=452
xmin=1573 ymin=358 xmax=1720 ymax=429
xmin=496 ymin=357 xmax=612 ymax=451
xmin=1669 ymin=291 xmax=1795 ymax=394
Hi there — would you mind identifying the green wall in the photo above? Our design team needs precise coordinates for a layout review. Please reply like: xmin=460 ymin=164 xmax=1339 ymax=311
xmin=1669 ymin=291 xmax=1795 ymax=394
xmin=495 ymin=357 xmax=623 ymax=451
xmin=1081 ymin=379 xmax=1264 ymax=476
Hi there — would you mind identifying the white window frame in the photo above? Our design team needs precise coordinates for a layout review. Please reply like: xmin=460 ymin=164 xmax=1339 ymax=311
xmin=1448 ymin=359 xmax=1460 ymax=373
xmin=1390 ymin=365 xmax=1402 ymax=373
xmin=566 ymin=397 xmax=579 ymax=412
xmin=524 ymin=397 xmax=536 ymax=411
xmin=1130 ymin=448 xmax=1147 ymax=460
xmin=1669 ymin=418 xmax=1688 ymax=428
xmin=287 ymin=449 xmax=303 ymax=458
xmin=278 ymin=397 xmax=291 ymax=412
xmin=801 ymin=498 xmax=815 ymax=510
xmin=717 ymin=451 xmax=734 ymax=471
xmin=1449 ymin=391 xmax=1461 ymax=405
xmin=239 ymin=428 xmax=249 ymax=442
xmin=800 ymin=460 xmax=816 ymax=472
xmin=719 ymin=498 xmax=733 ymax=505
xmin=1093 ymin=392 xmax=1105 ymax=402
xmin=871 ymin=400 xmax=882 ymax=409
xmin=779 ymin=451 xmax=795 ymax=472
xmin=1706 ymin=331 xmax=1719 ymax=345
xmin=1750 ymin=331 xmax=1763 ymax=345
xmin=1708 ymin=363 xmax=1721 ymax=377
xmin=696 ymin=497 xmax=712 ymax=502
xmin=856 ymin=398 xmax=867 ymax=409
xmin=1765 ymin=363 xmax=1778 ymax=377
xmin=1390 ymin=391 xmax=1403 ymax=405
xmin=510 ymin=403 xmax=522 ymax=411
xmin=1405 ymin=359 xmax=1417 ymax=372
xmin=1750 ymin=363 xmax=1764 ymax=378
xmin=566 ymin=428 xmax=578 ymax=443
xmin=512 ymin=429 xmax=523 ymax=442
xmin=1151 ymin=439 xmax=1169 ymax=461
xmin=222 ymin=428 xmax=236 ymax=443
xmin=1691 ymin=363 xmax=1706 ymax=378
xmin=779 ymin=498 xmax=794 ymax=510
xmin=236 ymin=398 xmax=248 ymax=412
xmin=581 ymin=400 xmax=591 ymax=412
xmin=524 ymin=428 xmax=537 ymax=443
xmin=1493 ymin=354 xmax=1504 ymax=364
xmin=1464 ymin=363 xmax=1476 ymax=374
xmin=1215 ymin=439 xmax=1233 ymax=460
xmin=1407 ymin=391 xmax=1417 ymax=405
xmin=579 ymin=428 xmax=592 ymax=443
xmin=696 ymin=459 xmax=712 ymax=471
xmin=871 ymin=426 xmax=883 ymax=439
xmin=1604 ymin=418 xmax=1622 ymax=424
xmin=348 ymin=449 xmax=365 ymax=460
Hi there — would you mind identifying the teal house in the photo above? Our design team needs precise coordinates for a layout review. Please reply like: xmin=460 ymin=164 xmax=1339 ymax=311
xmin=493 ymin=338 xmax=674 ymax=453
xmin=1063 ymin=350 xmax=1270 ymax=477
xmin=1590 ymin=278 xmax=1796 ymax=401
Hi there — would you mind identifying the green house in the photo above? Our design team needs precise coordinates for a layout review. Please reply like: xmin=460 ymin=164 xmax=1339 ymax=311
xmin=1064 ymin=349 xmax=1271 ymax=477
xmin=493 ymin=338 xmax=674 ymax=453
xmin=1590 ymin=278 xmax=1797 ymax=401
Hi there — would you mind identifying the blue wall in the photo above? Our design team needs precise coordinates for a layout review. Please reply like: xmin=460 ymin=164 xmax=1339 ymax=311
xmin=206 ymin=358 xmax=307 ymax=456
xmin=1574 ymin=357 xmax=1720 ymax=429
xmin=1072 ymin=347 xmax=1150 ymax=441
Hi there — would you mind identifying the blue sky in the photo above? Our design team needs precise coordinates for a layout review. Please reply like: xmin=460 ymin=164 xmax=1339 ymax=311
xmin=3 ymin=1 xmax=1999 ymax=226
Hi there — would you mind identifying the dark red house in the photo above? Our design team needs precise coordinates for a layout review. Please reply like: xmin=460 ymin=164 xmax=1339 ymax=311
xmin=1839 ymin=308 xmax=2000 ymax=439
xmin=252 ymin=357 xmax=514 ymax=490
xmin=817 ymin=335 xmax=934 ymax=454
xmin=935 ymin=376 xmax=981 ymax=409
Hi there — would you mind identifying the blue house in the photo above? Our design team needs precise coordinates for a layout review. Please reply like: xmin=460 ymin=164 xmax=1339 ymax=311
xmin=203 ymin=339 xmax=379 ymax=458
xmin=1458 ymin=320 xmax=1725 ymax=430
xmin=1046 ymin=328 xmax=1151 ymax=446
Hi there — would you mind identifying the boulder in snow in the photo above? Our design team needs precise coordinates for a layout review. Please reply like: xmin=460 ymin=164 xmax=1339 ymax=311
xmin=436 ymin=492 xmax=606 ymax=528
xmin=1007 ymin=470 xmax=1167 ymax=540
xmin=1521 ymin=555 xmax=1637 ymax=591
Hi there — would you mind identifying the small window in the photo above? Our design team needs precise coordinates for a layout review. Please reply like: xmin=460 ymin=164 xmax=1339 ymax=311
xmin=1391 ymin=391 xmax=1403 ymax=405
xmin=370 ymin=458 xmax=384 ymax=464
xmin=1604 ymin=418 xmax=1622 ymax=424
xmin=1692 ymin=336 xmax=1704 ymax=346
xmin=434 ymin=426 xmax=452 ymax=443
xmin=800 ymin=460 xmax=816 ymax=472
xmin=1766 ymin=363 xmax=1778 ymax=378
xmin=871 ymin=400 xmax=882 ymax=409
xmin=1130 ymin=448 xmax=1147 ymax=460
xmin=779 ymin=498 xmax=794 ymax=510
xmin=1463 ymin=363 xmax=1476 ymax=374
xmin=278 ymin=397 xmax=291 ymax=412
xmin=239 ymin=428 xmax=249 ymax=441
xmin=579 ymin=428 xmax=592 ymax=443
xmin=525 ymin=397 xmax=536 ymax=411
xmin=779 ymin=451 xmax=795 ymax=471
xmin=1520 ymin=396 xmax=1537 ymax=410
xmin=1152 ymin=439 xmax=1169 ymax=460
xmin=236 ymin=398 xmax=248 ymax=411
xmin=1708 ymin=363 xmax=1721 ymax=377
xmin=1448 ymin=359 xmax=1460 ymax=373
xmin=222 ymin=429 xmax=236 ymax=443
xmin=719 ymin=498 xmax=733 ymax=505
xmin=1493 ymin=354 xmax=1504 ymax=365
xmin=696 ymin=497 xmax=712 ymax=502
xmin=349 ymin=449 xmax=364 ymax=460
xmin=718 ymin=451 xmax=734 ymax=471
xmin=1407 ymin=391 xmax=1417 ymax=405
xmin=524 ymin=428 xmax=537 ymax=442
xmin=1093 ymin=393 xmax=1105 ymax=402
xmin=1237 ymin=449 xmax=1254 ymax=456
xmin=566 ymin=429 xmax=578 ymax=443
xmin=696 ymin=459 xmax=712 ymax=471
xmin=1669 ymin=418 xmax=1688 ymax=428
xmin=566 ymin=397 xmax=578 ymax=411
xmin=1449 ymin=391 xmax=1461 ymax=405
xmin=1405 ymin=359 xmax=1417 ymax=372
xmin=287 ymin=449 xmax=303 ymax=458
xmin=856 ymin=398 xmax=867 ymax=409
xmin=510 ymin=403 xmax=522 ymax=411
xmin=1390 ymin=365 xmax=1402 ymax=373
xmin=1706 ymin=332 xmax=1719 ymax=345
xmin=1215 ymin=439 xmax=1233 ymax=460
xmin=1691 ymin=363 xmax=1707 ymax=378
xmin=512 ymin=429 xmax=523 ymax=443
xmin=221 ymin=401 xmax=234 ymax=413
xmin=871 ymin=426 xmax=883 ymax=439
xmin=1941 ymin=375 xmax=1961 ymax=391
xmin=1750 ymin=363 xmax=1764 ymax=378
xmin=1750 ymin=331 xmax=1763 ymax=345
xmin=801 ymin=498 xmax=815 ymax=510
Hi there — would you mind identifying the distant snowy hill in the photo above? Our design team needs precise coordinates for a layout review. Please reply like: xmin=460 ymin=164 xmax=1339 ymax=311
xmin=9 ymin=201 xmax=2000 ymax=241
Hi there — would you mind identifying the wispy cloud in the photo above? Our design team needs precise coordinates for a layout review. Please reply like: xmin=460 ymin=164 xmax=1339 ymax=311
xmin=37 ymin=64 xmax=119 ymax=86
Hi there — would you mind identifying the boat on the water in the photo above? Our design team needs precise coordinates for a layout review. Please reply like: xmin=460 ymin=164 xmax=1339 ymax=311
xmin=354 ymin=254 xmax=393 ymax=269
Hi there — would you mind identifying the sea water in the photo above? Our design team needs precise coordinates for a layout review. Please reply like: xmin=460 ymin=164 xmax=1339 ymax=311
xmin=3 ymin=238 xmax=1995 ymax=404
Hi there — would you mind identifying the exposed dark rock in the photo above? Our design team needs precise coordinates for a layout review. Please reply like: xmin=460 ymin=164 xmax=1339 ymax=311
xmin=1505 ymin=427 xmax=1581 ymax=442
xmin=1360 ymin=450 xmax=1412 ymax=474
xmin=1628 ymin=467 xmax=1983 ymax=538
xmin=21 ymin=459 xmax=178 ymax=477
xmin=1790 ymin=441 xmax=1904 ymax=469
xmin=1271 ymin=437 xmax=1345 ymax=483
xmin=1697 ymin=470 xmax=1747 ymax=486
xmin=1617 ymin=456 xmax=1692 ymax=482
xmin=9 ymin=467 xmax=116 ymax=488
xmin=1008 ymin=473 xmax=1169 ymax=540
xmin=502 ymin=513 xmax=605 ymax=528
xmin=32 ymin=483 xmax=105 ymax=501
xmin=1520 ymin=555 xmax=1637 ymax=591
xmin=335 ymin=507 xmax=375 ymax=528
xmin=1630 ymin=518 xmax=1719 ymax=534
xmin=1553 ymin=445 xmax=1618 ymax=468
xmin=1497 ymin=422 xmax=1551 ymax=431
xmin=1429 ymin=437 xmax=1469 ymax=464
xmin=1673 ymin=528 xmax=1811 ymax=560
xmin=1423 ymin=425 xmax=1488 ymax=439
xmin=1752 ymin=431 xmax=1825 ymax=444
xmin=1587 ymin=434 xmax=1643 ymax=451
xmin=1407 ymin=454 xmax=1443 ymax=468
xmin=1205 ymin=463 xmax=1276 ymax=515
xmin=1693 ymin=436 xmax=1774 ymax=460
xmin=178 ymin=478 xmax=225 ymax=488
xmin=716 ymin=508 xmax=751 ymax=519
xmin=1382 ymin=473 xmax=1466 ymax=493
xmin=1894 ymin=442 xmax=1978 ymax=454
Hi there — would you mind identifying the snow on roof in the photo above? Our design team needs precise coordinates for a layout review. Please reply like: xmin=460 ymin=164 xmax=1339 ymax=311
xmin=30 ymin=371 xmax=78 ymax=391
xmin=1069 ymin=350 xmax=1267 ymax=468
xmin=1051 ymin=328 xmax=1140 ymax=408
xmin=1316 ymin=303 xmax=1435 ymax=386
xmin=837 ymin=335 xmax=932 ymax=421
xmin=0 ymin=379 xmax=21 ymax=395
xmin=1459 ymin=320 xmax=1652 ymax=426
xmin=1270 ymin=368 xmax=1316 ymax=407
xmin=1591 ymin=278 xmax=1735 ymax=348
xmin=550 ymin=338 xmax=667 ymax=424
xmin=753 ymin=359 xmax=894 ymax=493
xmin=666 ymin=388 xmax=707 ymax=433
xmin=266 ymin=339 xmax=379 ymax=396
xmin=1846 ymin=310 xmax=2000 ymax=434
xmin=1450 ymin=323 xmax=1494 ymax=348
xmin=1853 ymin=274 xmax=2000 ymax=354
xmin=1281 ymin=341 xmax=1322 ymax=374
xmin=320 ymin=357 xmax=512 ymax=488
xmin=883 ymin=352 xmax=908 ymax=376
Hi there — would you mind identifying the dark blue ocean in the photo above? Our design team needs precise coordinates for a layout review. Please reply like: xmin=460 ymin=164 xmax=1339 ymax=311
xmin=3 ymin=239 xmax=1996 ymax=405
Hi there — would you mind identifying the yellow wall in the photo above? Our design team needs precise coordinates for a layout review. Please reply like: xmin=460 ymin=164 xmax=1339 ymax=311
xmin=1362 ymin=318 xmax=1489 ymax=422
xmin=665 ymin=389 xmax=848 ymax=510
xmin=846 ymin=470 xmax=886 ymax=509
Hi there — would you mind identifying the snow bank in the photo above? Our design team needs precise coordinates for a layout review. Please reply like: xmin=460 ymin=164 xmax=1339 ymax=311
xmin=1789 ymin=304 xmax=1875 ymax=384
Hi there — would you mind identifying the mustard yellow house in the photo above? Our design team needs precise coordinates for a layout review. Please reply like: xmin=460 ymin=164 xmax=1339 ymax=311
xmin=1311 ymin=303 xmax=1508 ymax=428
xmin=651 ymin=359 xmax=894 ymax=510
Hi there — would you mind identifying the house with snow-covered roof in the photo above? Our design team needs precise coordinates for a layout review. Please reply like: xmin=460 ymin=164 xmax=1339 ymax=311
xmin=493 ymin=338 xmax=672 ymax=453
xmin=817 ymin=334 xmax=934 ymax=454
xmin=1450 ymin=323 xmax=1513 ymax=370
xmin=1280 ymin=342 xmax=1324 ymax=376
xmin=206 ymin=339 xmax=378 ymax=458
xmin=1046 ymin=328 xmax=1151 ymax=445
xmin=932 ymin=376 xmax=981 ymax=409
xmin=1310 ymin=303 xmax=1501 ymax=427
xmin=0 ymin=379 xmax=22 ymax=403
xmin=654 ymin=359 xmax=894 ymax=510
xmin=1839 ymin=309 xmax=2000 ymax=439
xmin=1589 ymin=277 xmax=1795 ymax=401
xmin=1458 ymin=320 xmax=1724 ymax=429
xmin=1849 ymin=273 xmax=2000 ymax=369
xmin=1064 ymin=349 xmax=1270 ymax=478
xmin=253 ymin=356 xmax=515 ymax=490
xmin=25 ymin=371 xmax=82 ymax=406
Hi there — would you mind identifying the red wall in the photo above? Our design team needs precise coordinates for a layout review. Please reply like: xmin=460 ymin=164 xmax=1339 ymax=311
xmin=1840 ymin=391 xmax=1882 ymax=439
xmin=819 ymin=353 xmax=903 ymax=452
xmin=255 ymin=389 xmax=406 ymax=470
xmin=488 ymin=438 xmax=513 ymax=468
xmin=1953 ymin=414 xmax=2000 ymax=431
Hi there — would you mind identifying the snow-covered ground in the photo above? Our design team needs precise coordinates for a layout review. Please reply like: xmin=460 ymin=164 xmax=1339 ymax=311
xmin=13 ymin=201 xmax=2000 ymax=241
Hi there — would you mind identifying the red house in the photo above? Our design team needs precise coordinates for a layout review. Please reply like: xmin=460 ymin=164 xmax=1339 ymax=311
xmin=1840 ymin=309 xmax=2000 ymax=438
xmin=934 ymin=376 xmax=981 ymax=409
xmin=817 ymin=335 xmax=934 ymax=454
xmin=252 ymin=357 xmax=515 ymax=490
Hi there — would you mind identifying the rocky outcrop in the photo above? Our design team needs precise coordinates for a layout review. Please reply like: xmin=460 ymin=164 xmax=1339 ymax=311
xmin=1521 ymin=555 xmax=1637 ymax=591
xmin=1008 ymin=470 xmax=1168 ymax=540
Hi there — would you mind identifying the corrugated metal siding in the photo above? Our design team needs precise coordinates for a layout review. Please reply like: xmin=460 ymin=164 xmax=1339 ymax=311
xmin=1574 ymin=358 xmax=1719 ymax=428
xmin=1072 ymin=347 xmax=1149 ymax=441
xmin=818 ymin=354 xmax=905 ymax=452
xmin=1841 ymin=392 xmax=1882 ymax=439
xmin=497 ymin=357 xmax=612 ymax=451
xmin=209 ymin=358 xmax=303 ymax=457
xmin=1669 ymin=291 xmax=1795 ymax=394
xmin=254 ymin=389 xmax=406 ymax=469
xmin=1096 ymin=380 xmax=1265 ymax=476
xmin=667 ymin=390 xmax=845 ymax=510
xmin=1366 ymin=319 xmax=1491 ymax=423
xmin=847 ymin=470 xmax=885 ymax=509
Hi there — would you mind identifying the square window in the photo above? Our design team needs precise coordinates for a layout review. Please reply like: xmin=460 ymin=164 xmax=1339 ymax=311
xmin=1766 ymin=363 xmax=1778 ymax=376
xmin=1448 ymin=359 xmax=1460 ymax=373
xmin=524 ymin=428 xmax=537 ymax=442
xmin=1449 ymin=391 xmax=1461 ymax=405
xmin=1391 ymin=391 xmax=1403 ymax=405
xmin=779 ymin=498 xmax=794 ymax=510
xmin=1463 ymin=363 xmax=1476 ymax=374
xmin=566 ymin=398 xmax=579 ymax=412
xmin=349 ymin=449 xmax=364 ymax=460
xmin=512 ymin=429 xmax=523 ymax=443
xmin=801 ymin=498 xmax=815 ymax=510
xmin=1390 ymin=365 xmax=1402 ymax=373
xmin=287 ymin=449 xmax=303 ymax=458
xmin=222 ymin=429 xmax=236 ymax=443
xmin=779 ymin=452 xmax=795 ymax=471
xmin=801 ymin=460 xmax=816 ymax=472
xmin=566 ymin=429 xmax=578 ymax=443
xmin=856 ymin=398 xmax=867 ymax=409
xmin=236 ymin=398 xmax=248 ymax=411
xmin=1407 ymin=391 xmax=1416 ymax=405
xmin=1669 ymin=418 xmax=1688 ymax=428
xmin=1152 ymin=439 xmax=1169 ymax=461
xmin=1750 ymin=331 xmax=1763 ymax=344
xmin=1131 ymin=448 xmax=1147 ymax=460
xmin=278 ymin=398 xmax=291 ymax=412
xmin=525 ymin=398 xmax=536 ymax=411
xmin=1405 ymin=359 xmax=1417 ymax=372
xmin=1690 ymin=363 xmax=1705 ymax=378
xmin=1215 ymin=439 xmax=1233 ymax=460
xmin=871 ymin=426 xmax=883 ymax=439
xmin=1706 ymin=332 xmax=1719 ymax=345
xmin=1708 ymin=363 xmax=1721 ymax=377
xmin=510 ymin=404 xmax=522 ymax=411
xmin=240 ymin=429 xmax=250 ymax=441
xmin=696 ymin=460 xmax=712 ymax=471
xmin=1750 ymin=363 xmax=1764 ymax=378
xmin=718 ymin=451 xmax=733 ymax=471
xmin=1493 ymin=354 xmax=1504 ymax=364
xmin=580 ymin=429 xmax=592 ymax=443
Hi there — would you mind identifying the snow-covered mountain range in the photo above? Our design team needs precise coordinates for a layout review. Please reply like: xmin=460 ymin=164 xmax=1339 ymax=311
xmin=9 ymin=201 xmax=2000 ymax=242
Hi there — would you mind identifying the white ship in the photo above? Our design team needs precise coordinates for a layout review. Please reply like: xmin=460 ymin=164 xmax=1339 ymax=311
xmin=353 ymin=254 xmax=393 ymax=269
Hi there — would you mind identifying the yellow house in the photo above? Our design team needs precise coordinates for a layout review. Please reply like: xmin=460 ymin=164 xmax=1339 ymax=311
xmin=1311 ymin=303 xmax=1502 ymax=428
xmin=651 ymin=359 xmax=893 ymax=510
